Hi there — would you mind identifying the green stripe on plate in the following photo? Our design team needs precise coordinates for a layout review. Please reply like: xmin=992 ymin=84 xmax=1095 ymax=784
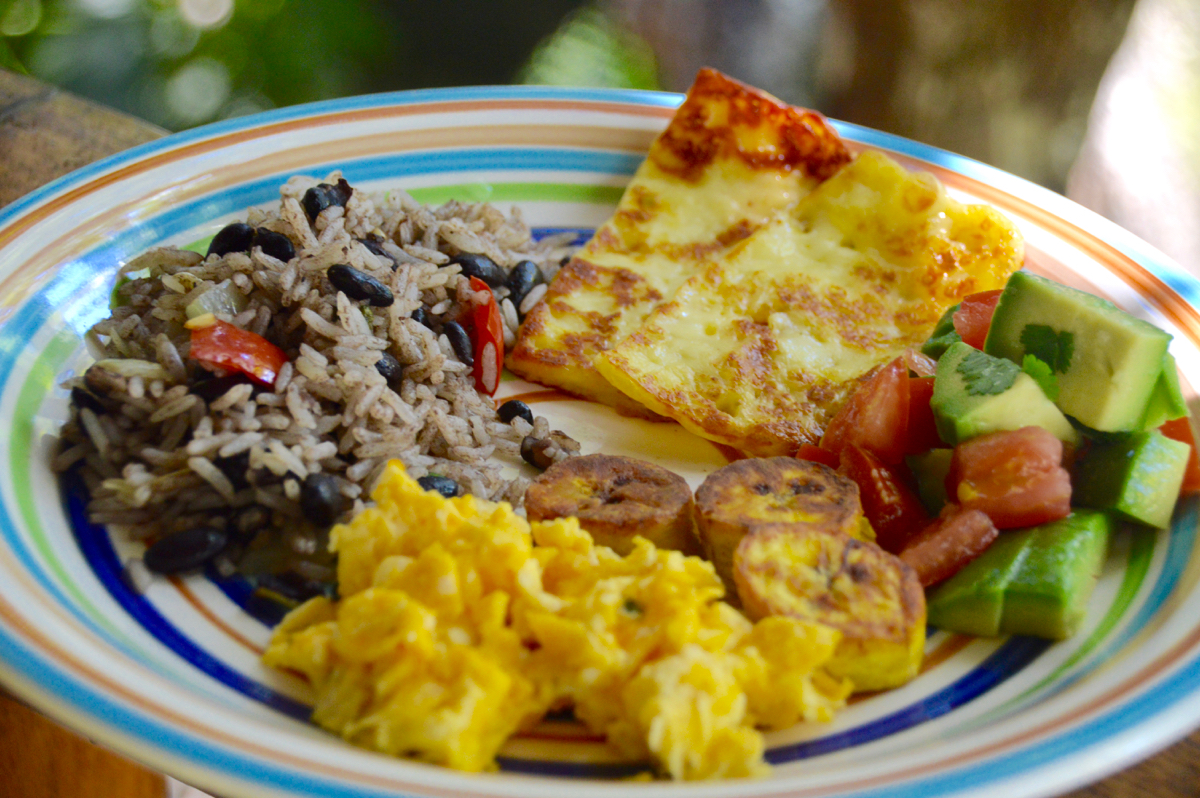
xmin=406 ymin=182 xmax=623 ymax=206
xmin=11 ymin=328 xmax=126 ymax=640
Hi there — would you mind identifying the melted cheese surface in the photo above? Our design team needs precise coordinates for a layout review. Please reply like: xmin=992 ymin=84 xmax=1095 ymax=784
xmin=595 ymin=151 xmax=1024 ymax=455
xmin=508 ymin=68 xmax=851 ymax=415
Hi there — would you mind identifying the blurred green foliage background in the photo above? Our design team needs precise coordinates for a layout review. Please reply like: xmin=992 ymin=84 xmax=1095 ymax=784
xmin=0 ymin=0 xmax=656 ymax=130
xmin=0 ymin=0 xmax=1137 ymax=194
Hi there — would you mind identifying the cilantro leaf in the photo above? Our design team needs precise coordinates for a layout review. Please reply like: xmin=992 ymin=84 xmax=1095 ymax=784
xmin=1022 ymin=354 xmax=1060 ymax=400
xmin=1020 ymin=324 xmax=1074 ymax=373
xmin=957 ymin=349 xmax=1020 ymax=396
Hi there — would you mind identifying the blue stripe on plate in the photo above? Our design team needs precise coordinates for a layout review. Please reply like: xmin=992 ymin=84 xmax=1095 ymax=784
xmin=842 ymin=644 xmax=1200 ymax=798
xmin=1046 ymin=497 xmax=1198 ymax=698
xmin=2 ymin=592 xmax=1189 ymax=798
xmin=67 ymin=422 xmax=1054 ymax=776
xmin=767 ymin=636 xmax=1051 ymax=763
xmin=0 ymin=88 xmax=1198 ymax=794
xmin=63 ymin=468 xmax=312 ymax=719
xmin=0 ymin=155 xmax=633 ymax=670
xmin=0 ymin=85 xmax=682 ymax=231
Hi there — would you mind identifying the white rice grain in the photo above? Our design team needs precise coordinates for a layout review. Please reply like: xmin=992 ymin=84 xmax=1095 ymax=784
xmin=188 ymin=456 xmax=236 ymax=502
xmin=519 ymin=283 xmax=548 ymax=315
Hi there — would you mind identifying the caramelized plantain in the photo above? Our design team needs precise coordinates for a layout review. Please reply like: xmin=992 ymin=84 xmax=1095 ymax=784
xmin=694 ymin=457 xmax=870 ymax=594
xmin=524 ymin=454 xmax=699 ymax=556
xmin=734 ymin=525 xmax=925 ymax=692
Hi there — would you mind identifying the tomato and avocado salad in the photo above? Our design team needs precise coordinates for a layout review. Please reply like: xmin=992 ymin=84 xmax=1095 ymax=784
xmin=800 ymin=269 xmax=1198 ymax=640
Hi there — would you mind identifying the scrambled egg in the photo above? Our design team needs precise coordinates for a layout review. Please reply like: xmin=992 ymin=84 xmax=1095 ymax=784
xmin=264 ymin=462 xmax=852 ymax=779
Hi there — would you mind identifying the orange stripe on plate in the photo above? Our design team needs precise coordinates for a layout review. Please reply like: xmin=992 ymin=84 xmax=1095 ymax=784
xmin=0 ymin=97 xmax=672 ymax=253
xmin=0 ymin=122 xmax=658 ymax=314
xmin=168 ymin=576 xmax=265 ymax=657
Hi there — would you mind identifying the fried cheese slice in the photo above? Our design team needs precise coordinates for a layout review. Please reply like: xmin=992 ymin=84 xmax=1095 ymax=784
xmin=508 ymin=68 xmax=851 ymax=416
xmin=594 ymin=151 xmax=1024 ymax=455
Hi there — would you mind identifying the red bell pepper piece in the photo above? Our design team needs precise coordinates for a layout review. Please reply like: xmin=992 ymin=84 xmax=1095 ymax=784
xmin=468 ymin=276 xmax=504 ymax=396
xmin=190 ymin=319 xmax=287 ymax=387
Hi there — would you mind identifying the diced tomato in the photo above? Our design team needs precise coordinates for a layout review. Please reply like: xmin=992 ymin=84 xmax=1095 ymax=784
xmin=903 ymin=348 xmax=938 ymax=378
xmin=839 ymin=444 xmax=930 ymax=553
xmin=904 ymin=376 xmax=944 ymax=454
xmin=821 ymin=358 xmax=910 ymax=465
xmin=952 ymin=289 xmax=1004 ymax=349
xmin=794 ymin=443 xmax=840 ymax=469
xmin=947 ymin=426 xmax=1072 ymax=529
xmin=1160 ymin=417 xmax=1200 ymax=495
xmin=190 ymin=319 xmax=287 ymax=387
xmin=467 ymin=277 xmax=505 ymax=396
xmin=899 ymin=506 xmax=999 ymax=587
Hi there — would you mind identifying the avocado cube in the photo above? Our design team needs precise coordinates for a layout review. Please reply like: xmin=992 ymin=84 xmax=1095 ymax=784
xmin=984 ymin=271 xmax=1171 ymax=432
xmin=907 ymin=449 xmax=954 ymax=514
xmin=1073 ymin=430 xmax=1189 ymax=528
xmin=999 ymin=511 xmax=1111 ymax=640
xmin=1139 ymin=353 xmax=1189 ymax=430
xmin=931 ymin=342 xmax=1078 ymax=446
xmin=921 ymin=303 xmax=963 ymax=360
xmin=927 ymin=529 xmax=1035 ymax=637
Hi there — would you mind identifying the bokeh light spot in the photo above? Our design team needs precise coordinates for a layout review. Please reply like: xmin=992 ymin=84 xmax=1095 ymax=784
xmin=178 ymin=0 xmax=233 ymax=30
xmin=1 ymin=0 xmax=41 ymax=37
xmin=165 ymin=56 xmax=230 ymax=125
xmin=78 ymin=0 xmax=136 ymax=20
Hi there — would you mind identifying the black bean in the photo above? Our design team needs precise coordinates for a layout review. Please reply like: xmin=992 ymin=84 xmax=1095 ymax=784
xmin=521 ymin=436 xmax=556 ymax=470
xmin=214 ymin=451 xmax=251 ymax=492
xmin=71 ymin=386 xmax=106 ymax=414
xmin=191 ymin=373 xmax=254 ymax=403
xmin=497 ymin=399 xmax=534 ymax=425
xmin=452 ymin=252 xmax=506 ymax=287
xmin=411 ymin=307 xmax=435 ymax=330
xmin=254 ymin=228 xmax=295 ymax=262
xmin=360 ymin=238 xmax=397 ymax=269
xmin=444 ymin=321 xmax=473 ymax=367
xmin=301 ymin=473 xmax=347 ymax=527
xmin=207 ymin=222 xmax=256 ymax=257
xmin=417 ymin=475 xmax=460 ymax=498
xmin=506 ymin=260 xmax=544 ymax=307
xmin=301 ymin=178 xmax=353 ymax=220
xmin=327 ymin=264 xmax=394 ymax=307
xmin=331 ymin=177 xmax=353 ymax=205
xmin=375 ymin=351 xmax=403 ymax=385
xmin=144 ymin=526 xmax=229 ymax=574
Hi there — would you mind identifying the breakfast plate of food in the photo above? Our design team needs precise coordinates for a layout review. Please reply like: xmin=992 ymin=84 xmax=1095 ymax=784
xmin=2 ymin=69 xmax=1200 ymax=798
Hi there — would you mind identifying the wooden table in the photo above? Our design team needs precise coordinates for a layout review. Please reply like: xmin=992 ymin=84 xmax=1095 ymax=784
xmin=2 ymin=66 xmax=1199 ymax=798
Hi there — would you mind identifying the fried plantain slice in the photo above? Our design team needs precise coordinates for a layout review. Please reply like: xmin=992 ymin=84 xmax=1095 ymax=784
xmin=694 ymin=457 xmax=870 ymax=594
xmin=734 ymin=525 xmax=925 ymax=691
xmin=524 ymin=454 xmax=699 ymax=556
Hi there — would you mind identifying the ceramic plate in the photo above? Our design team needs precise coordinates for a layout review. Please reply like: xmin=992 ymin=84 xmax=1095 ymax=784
xmin=2 ymin=86 xmax=1200 ymax=798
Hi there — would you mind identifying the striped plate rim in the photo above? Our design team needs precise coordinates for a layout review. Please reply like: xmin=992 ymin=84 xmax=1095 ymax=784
xmin=0 ymin=85 xmax=1199 ymax=798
